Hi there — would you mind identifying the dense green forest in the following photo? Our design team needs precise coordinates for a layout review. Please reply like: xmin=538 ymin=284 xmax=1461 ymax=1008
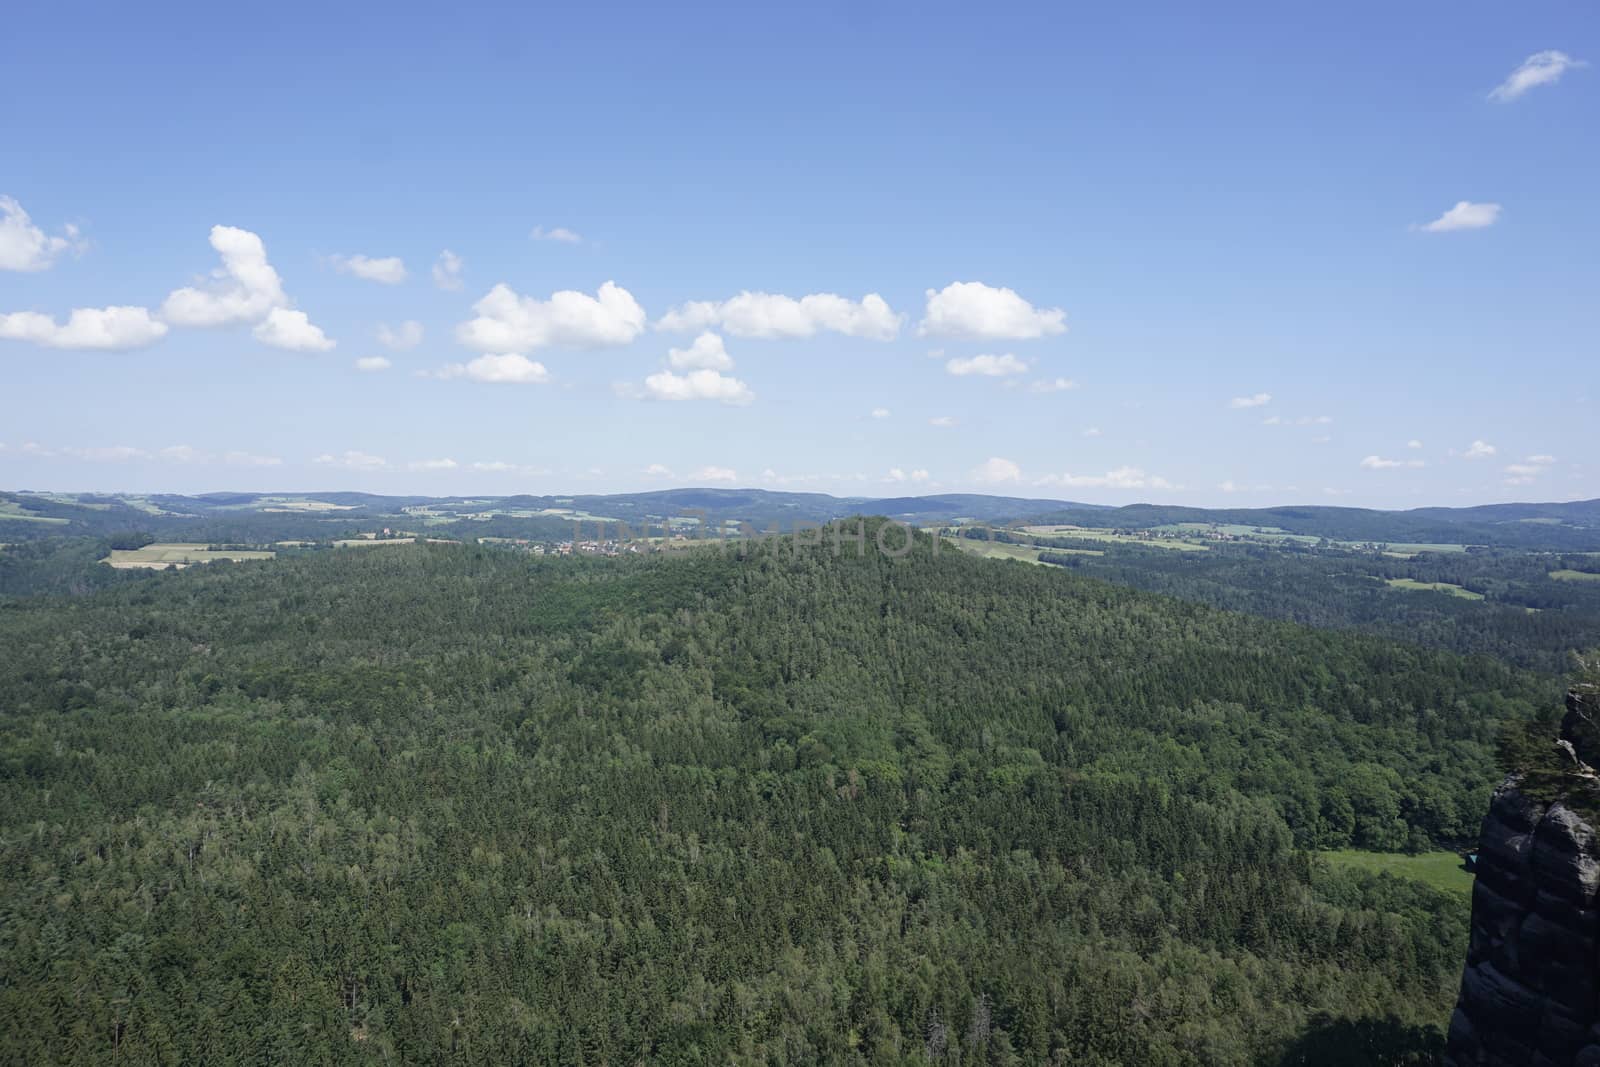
xmin=0 ymin=527 xmax=1559 ymax=1063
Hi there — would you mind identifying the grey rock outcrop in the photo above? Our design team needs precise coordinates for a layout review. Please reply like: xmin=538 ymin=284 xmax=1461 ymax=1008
xmin=1564 ymin=686 xmax=1600 ymax=770
xmin=1446 ymin=689 xmax=1600 ymax=1066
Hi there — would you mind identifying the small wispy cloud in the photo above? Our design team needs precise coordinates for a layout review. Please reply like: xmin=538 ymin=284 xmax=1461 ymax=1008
xmin=1416 ymin=202 xmax=1501 ymax=233
xmin=331 ymin=253 xmax=407 ymax=285
xmin=530 ymin=225 xmax=582 ymax=244
xmin=1035 ymin=466 xmax=1175 ymax=490
xmin=1489 ymin=50 xmax=1587 ymax=101
xmin=376 ymin=320 xmax=424 ymax=349
xmin=1504 ymin=454 xmax=1558 ymax=486
xmin=432 ymin=250 xmax=464 ymax=291
xmin=314 ymin=450 xmax=388 ymax=470
xmin=1229 ymin=393 xmax=1271 ymax=409
xmin=694 ymin=465 xmax=737 ymax=483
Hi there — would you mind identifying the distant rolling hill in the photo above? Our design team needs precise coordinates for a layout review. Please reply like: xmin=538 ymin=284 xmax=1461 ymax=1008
xmin=3 ymin=487 xmax=1598 ymax=550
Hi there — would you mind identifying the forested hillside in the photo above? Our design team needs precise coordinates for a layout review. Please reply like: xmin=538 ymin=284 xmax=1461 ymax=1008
xmin=1043 ymin=543 xmax=1600 ymax=675
xmin=0 ymin=531 xmax=1551 ymax=1063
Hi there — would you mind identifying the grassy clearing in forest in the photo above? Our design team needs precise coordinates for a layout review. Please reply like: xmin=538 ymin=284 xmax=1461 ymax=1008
xmin=1367 ymin=542 xmax=1471 ymax=556
xmin=951 ymin=540 xmax=1103 ymax=565
xmin=1321 ymin=849 xmax=1474 ymax=897
xmin=1384 ymin=578 xmax=1484 ymax=600
xmin=1018 ymin=526 xmax=1210 ymax=551
xmin=103 ymin=543 xmax=275 ymax=570
xmin=1550 ymin=569 xmax=1600 ymax=582
xmin=0 ymin=501 xmax=69 ymax=524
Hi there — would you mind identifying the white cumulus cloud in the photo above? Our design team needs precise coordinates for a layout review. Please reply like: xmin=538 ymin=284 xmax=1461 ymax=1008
xmin=929 ymin=416 xmax=958 ymax=428
xmin=1489 ymin=50 xmax=1587 ymax=101
xmin=871 ymin=407 xmax=891 ymax=419
xmin=254 ymin=308 xmax=335 ymax=351
xmin=458 ymin=281 xmax=646 ymax=350
xmin=332 ymin=254 xmax=407 ymax=284
xmin=667 ymin=332 xmax=734 ymax=371
xmin=161 ymin=225 xmax=288 ymax=327
xmin=918 ymin=281 xmax=1066 ymax=340
xmin=0 ymin=306 xmax=168 ymax=350
xmin=355 ymin=356 xmax=392 ymax=372
xmin=946 ymin=353 xmax=1028 ymax=377
xmin=1029 ymin=377 xmax=1078 ymax=393
xmin=435 ymin=353 xmax=551 ymax=384
xmin=975 ymin=456 xmax=1022 ymax=484
xmin=0 ymin=195 xmax=85 ymax=272
xmin=1463 ymin=439 xmax=1497 ymax=459
xmin=644 ymin=368 xmax=754 ymax=405
xmin=972 ymin=454 xmax=1024 ymax=483
xmin=408 ymin=458 xmax=457 ymax=471
xmin=695 ymin=465 xmax=738 ymax=483
xmin=658 ymin=291 xmax=902 ymax=341
xmin=1230 ymin=393 xmax=1272 ymax=409
xmin=1416 ymin=202 xmax=1501 ymax=233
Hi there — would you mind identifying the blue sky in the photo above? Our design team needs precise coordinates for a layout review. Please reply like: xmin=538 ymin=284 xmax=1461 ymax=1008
xmin=2 ymin=1 xmax=1595 ymax=506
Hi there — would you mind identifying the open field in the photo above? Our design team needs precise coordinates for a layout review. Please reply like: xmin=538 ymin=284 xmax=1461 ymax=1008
xmin=1369 ymin=542 xmax=1472 ymax=556
xmin=103 ymin=543 xmax=275 ymax=570
xmin=1020 ymin=525 xmax=1210 ymax=551
xmin=0 ymin=502 xmax=69 ymax=524
xmin=26 ymin=493 xmax=115 ymax=511
xmin=1384 ymin=577 xmax=1484 ymax=600
xmin=1156 ymin=522 xmax=1321 ymax=544
xmin=1321 ymin=849 xmax=1474 ymax=897
xmin=1551 ymin=569 xmax=1600 ymax=582
xmin=118 ymin=495 xmax=194 ymax=516
xmin=259 ymin=499 xmax=359 ymax=512
xmin=952 ymin=540 xmax=1103 ymax=565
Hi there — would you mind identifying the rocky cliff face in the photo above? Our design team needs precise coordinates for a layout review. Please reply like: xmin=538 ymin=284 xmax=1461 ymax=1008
xmin=1446 ymin=688 xmax=1600 ymax=1066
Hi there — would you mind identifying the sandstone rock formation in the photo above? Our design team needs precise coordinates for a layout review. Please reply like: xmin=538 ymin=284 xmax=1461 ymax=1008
xmin=1447 ymin=688 xmax=1600 ymax=1066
